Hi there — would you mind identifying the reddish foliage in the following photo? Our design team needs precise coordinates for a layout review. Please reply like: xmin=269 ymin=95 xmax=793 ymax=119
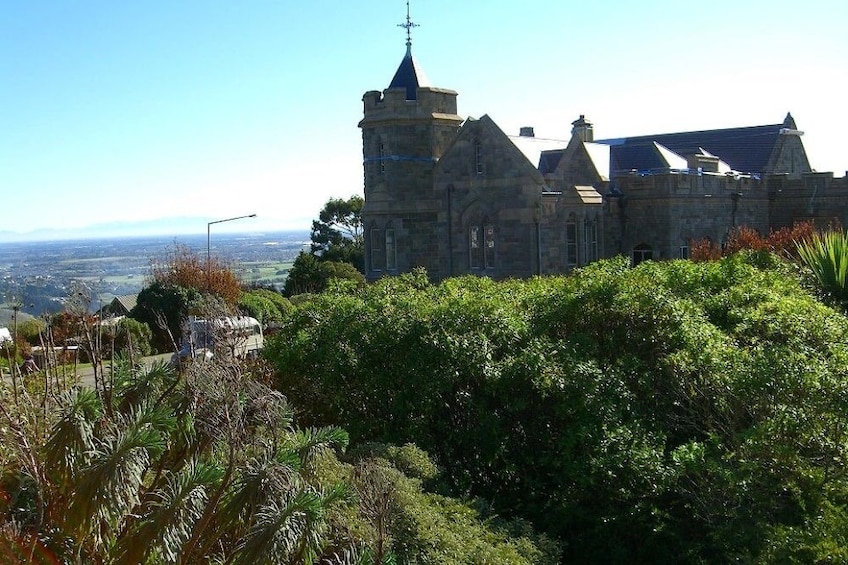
xmin=690 ymin=238 xmax=722 ymax=262
xmin=151 ymin=244 xmax=242 ymax=305
xmin=691 ymin=221 xmax=822 ymax=262
xmin=50 ymin=311 xmax=96 ymax=344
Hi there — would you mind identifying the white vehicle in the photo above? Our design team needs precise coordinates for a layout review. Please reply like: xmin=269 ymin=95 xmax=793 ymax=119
xmin=172 ymin=316 xmax=264 ymax=364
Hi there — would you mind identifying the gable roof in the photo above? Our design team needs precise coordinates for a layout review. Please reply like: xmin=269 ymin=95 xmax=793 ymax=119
xmin=434 ymin=115 xmax=548 ymax=186
xmin=584 ymin=142 xmax=611 ymax=180
xmin=538 ymin=141 xmax=610 ymax=181
xmin=538 ymin=150 xmax=564 ymax=175
xmin=507 ymin=134 xmax=568 ymax=171
xmin=108 ymin=294 xmax=138 ymax=316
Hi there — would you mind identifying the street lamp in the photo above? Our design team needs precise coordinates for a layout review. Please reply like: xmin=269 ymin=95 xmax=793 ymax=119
xmin=207 ymin=214 xmax=257 ymax=266
xmin=207 ymin=214 xmax=257 ymax=287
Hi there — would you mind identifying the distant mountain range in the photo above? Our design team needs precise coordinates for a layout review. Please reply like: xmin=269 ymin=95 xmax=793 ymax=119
xmin=0 ymin=217 xmax=299 ymax=243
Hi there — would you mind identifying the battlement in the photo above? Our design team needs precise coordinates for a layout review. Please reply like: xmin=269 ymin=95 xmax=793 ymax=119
xmin=362 ymin=86 xmax=460 ymax=121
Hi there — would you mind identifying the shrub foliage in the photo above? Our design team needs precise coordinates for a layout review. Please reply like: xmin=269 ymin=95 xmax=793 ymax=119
xmin=266 ymin=256 xmax=848 ymax=562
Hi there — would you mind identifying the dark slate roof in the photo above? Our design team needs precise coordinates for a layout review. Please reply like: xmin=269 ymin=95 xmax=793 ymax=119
xmin=388 ymin=46 xmax=430 ymax=100
xmin=608 ymin=143 xmax=680 ymax=173
xmin=538 ymin=150 xmax=564 ymax=175
xmin=597 ymin=121 xmax=786 ymax=174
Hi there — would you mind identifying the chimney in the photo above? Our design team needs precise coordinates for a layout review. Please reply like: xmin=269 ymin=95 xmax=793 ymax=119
xmin=519 ymin=126 xmax=535 ymax=138
xmin=571 ymin=115 xmax=593 ymax=142
xmin=686 ymin=154 xmax=720 ymax=173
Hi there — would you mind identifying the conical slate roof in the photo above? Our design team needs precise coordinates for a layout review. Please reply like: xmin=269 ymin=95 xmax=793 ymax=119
xmin=388 ymin=45 xmax=430 ymax=100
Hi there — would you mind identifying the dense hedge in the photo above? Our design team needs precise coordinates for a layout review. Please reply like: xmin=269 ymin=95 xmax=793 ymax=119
xmin=266 ymin=255 xmax=848 ymax=562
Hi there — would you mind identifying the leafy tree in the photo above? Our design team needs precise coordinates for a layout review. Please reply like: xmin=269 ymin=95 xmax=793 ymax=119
xmin=283 ymin=252 xmax=324 ymax=297
xmin=345 ymin=443 xmax=560 ymax=564
xmin=238 ymin=289 xmax=292 ymax=325
xmin=100 ymin=317 xmax=153 ymax=359
xmin=131 ymin=281 xmax=203 ymax=353
xmin=250 ymin=288 xmax=293 ymax=316
xmin=15 ymin=318 xmax=45 ymax=346
xmin=151 ymin=243 xmax=242 ymax=306
xmin=310 ymin=195 xmax=364 ymax=271
xmin=266 ymin=255 xmax=848 ymax=561
xmin=283 ymin=253 xmax=365 ymax=297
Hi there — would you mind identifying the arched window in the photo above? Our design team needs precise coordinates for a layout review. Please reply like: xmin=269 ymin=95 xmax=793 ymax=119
xmin=385 ymin=227 xmax=397 ymax=271
xmin=583 ymin=216 xmax=598 ymax=263
xmin=370 ymin=225 xmax=383 ymax=272
xmin=632 ymin=243 xmax=653 ymax=266
xmin=469 ymin=217 xmax=494 ymax=269
xmin=565 ymin=214 xmax=578 ymax=267
xmin=371 ymin=223 xmax=397 ymax=272
xmin=484 ymin=223 xmax=495 ymax=268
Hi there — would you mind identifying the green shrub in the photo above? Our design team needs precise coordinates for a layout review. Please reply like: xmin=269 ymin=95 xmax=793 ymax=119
xmin=267 ymin=254 xmax=848 ymax=561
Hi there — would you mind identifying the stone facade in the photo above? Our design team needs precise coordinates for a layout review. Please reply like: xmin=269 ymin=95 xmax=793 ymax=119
xmin=361 ymin=47 xmax=847 ymax=280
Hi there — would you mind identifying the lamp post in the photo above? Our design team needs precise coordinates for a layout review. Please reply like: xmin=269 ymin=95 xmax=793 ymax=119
xmin=206 ymin=214 xmax=257 ymax=287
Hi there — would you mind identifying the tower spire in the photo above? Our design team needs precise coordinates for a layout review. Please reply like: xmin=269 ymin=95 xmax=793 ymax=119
xmin=397 ymin=1 xmax=419 ymax=56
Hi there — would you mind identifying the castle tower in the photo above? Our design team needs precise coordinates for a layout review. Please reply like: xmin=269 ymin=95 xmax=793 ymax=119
xmin=359 ymin=5 xmax=463 ymax=278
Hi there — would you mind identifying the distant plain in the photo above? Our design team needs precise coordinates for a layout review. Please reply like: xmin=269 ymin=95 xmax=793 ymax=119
xmin=0 ymin=231 xmax=309 ymax=324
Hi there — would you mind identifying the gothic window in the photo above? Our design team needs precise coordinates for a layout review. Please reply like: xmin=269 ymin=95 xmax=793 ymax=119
xmin=469 ymin=220 xmax=494 ymax=269
xmin=583 ymin=218 xmax=598 ymax=263
xmin=632 ymin=243 xmax=653 ymax=266
xmin=475 ymin=140 xmax=483 ymax=175
xmin=565 ymin=216 xmax=578 ymax=267
xmin=370 ymin=228 xmax=383 ymax=272
xmin=469 ymin=225 xmax=483 ymax=269
xmin=484 ymin=224 xmax=495 ymax=268
xmin=385 ymin=228 xmax=397 ymax=271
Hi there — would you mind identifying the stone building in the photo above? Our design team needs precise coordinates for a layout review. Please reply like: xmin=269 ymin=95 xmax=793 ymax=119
xmin=360 ymin=38 xmax=847 ymax=280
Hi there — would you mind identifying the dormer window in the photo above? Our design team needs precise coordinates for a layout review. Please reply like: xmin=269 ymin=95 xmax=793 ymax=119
xmin=475 ymin=140 xmax=483 ymax=175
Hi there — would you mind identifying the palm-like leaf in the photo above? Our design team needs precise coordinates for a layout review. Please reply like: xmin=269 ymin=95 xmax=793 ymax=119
xmin=64 ymin=404 xmax=173 ymax=545
xmin=112 ymin=458 xmax=224 ymax=564
xmin=232 ymin=482 xmax=350 ymax=565
xmin=44 ymin=388 xmax=102 ymax=487
xmin=116 ymin=359 xmax=178 ymax=413
xmin=242 ymin=381 xmax=293 ymax=430
xmin=285 ymin=427 xmax=350 ymax=468
xmin=219 ymin=453 xmax=301 ymax=529
xmin=797 ymin=231 xmax=848 ymax=301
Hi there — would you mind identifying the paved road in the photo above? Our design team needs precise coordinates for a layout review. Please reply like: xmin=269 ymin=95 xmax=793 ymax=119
xmin=74 ymin=352 xmax=175 ymax=388
xmin=2 ymin=353 xmax=175 ymax=389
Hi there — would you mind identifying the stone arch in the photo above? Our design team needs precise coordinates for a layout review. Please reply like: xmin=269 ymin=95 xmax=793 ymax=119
xmin=632 ymin=243 xmax=653 ymax=266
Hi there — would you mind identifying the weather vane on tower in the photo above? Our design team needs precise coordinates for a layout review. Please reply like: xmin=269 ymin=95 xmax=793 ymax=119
xmin=398 ymin=0 xmax=419 ymax=50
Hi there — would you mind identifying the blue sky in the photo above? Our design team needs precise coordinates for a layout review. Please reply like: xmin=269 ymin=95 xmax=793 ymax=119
xmin=2 ymin=0 xmax=846 ymax=239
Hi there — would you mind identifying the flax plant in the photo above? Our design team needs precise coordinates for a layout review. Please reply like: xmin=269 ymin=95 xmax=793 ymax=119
xmin=796 ymin=230 xmax=848 ymax=305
